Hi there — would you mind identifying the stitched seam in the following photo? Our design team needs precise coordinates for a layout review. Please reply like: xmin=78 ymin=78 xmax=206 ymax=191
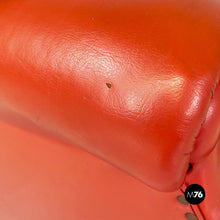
xmin=180 ymin=185 xmax=206 ymax=220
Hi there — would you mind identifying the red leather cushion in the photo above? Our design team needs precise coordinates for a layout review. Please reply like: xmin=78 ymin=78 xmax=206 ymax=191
xmin=0 ymin=0 xmax=220 ymax=191
xmin=0 ymin=120 xmax=196 ymax=220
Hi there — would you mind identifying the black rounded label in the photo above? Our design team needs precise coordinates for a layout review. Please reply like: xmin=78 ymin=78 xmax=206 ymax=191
xmin=184 ymin=184 xmax=205 ymax=205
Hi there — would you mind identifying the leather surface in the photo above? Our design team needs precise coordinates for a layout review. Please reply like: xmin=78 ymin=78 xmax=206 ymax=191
xmin=0 ymin=0 xmax=220 ymax=192
xmin=0 ymin=120 xmax=195 ymax=220
xmin=191 ymin=79 xmax=220 ymax=162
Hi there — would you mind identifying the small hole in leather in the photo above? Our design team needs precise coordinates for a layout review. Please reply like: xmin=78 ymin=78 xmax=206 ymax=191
xmin=106 ymin=83 xmax=112 ymax=88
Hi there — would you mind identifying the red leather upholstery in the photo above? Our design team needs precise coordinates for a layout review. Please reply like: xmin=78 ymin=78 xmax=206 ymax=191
xmin=0 ymin=0 xmax=219 ymax=219
xmin=0 ymin=120 xmax=195 ymax=220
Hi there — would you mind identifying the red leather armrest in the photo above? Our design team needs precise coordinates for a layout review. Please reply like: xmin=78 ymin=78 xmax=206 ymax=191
xmin=0 ymin=0 xmax=220 ymax=191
